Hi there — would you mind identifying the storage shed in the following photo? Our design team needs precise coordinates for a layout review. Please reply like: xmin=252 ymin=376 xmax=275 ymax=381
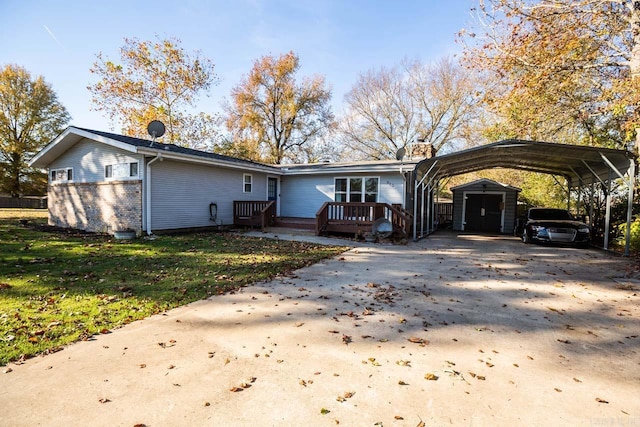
xmin=451 ymin=179 xmax=520 ymax=234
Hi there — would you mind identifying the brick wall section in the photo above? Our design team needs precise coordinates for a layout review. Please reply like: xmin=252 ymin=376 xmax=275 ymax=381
xmin=48 ymin=180 xmax=143 ymax=235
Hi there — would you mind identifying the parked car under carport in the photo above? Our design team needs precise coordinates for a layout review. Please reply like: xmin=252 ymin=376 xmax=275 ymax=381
xmin=519 ymin=207 xmax=590 ymax=247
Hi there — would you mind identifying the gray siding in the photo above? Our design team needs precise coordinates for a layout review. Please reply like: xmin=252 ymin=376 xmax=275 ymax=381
xmin=280 ymin=172 xmax=406 ymax=218
xmin=452 ymin=181 xmax=519 ymax=233
xmin=149 ymin=159 xmax=268 ymax=231
xmin=48 ymin=138 xmax=143 ymax=183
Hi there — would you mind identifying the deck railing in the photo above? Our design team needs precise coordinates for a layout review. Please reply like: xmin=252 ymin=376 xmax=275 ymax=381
xmin=315 ymin=202 xmax=410 ymax=237
xmin=233 ymin=200 xmax=276 ymax=230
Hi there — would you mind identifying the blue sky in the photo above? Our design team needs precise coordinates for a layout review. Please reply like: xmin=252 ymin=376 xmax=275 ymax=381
xmin=0 ymin=0 xmax=476 ymax=131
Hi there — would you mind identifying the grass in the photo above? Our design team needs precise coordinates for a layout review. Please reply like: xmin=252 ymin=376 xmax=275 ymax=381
xmin=0 ymin=209 xmax=348 ymax=365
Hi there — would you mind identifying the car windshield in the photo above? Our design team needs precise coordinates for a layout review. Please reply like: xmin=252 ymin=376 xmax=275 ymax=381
xmin=529 ymin=209 xmax=574 ymax=220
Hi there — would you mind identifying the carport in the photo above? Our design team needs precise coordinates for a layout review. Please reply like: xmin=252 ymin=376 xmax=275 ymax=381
xmin=411 ymin=139 xmax=637 ymax=255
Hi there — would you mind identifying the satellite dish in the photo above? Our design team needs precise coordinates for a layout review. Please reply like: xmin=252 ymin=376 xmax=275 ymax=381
xmin=147 ymin=120 xmax=166 ymax=139
xmin=395 ymin=147 xmax=406 ymax=161
xmin=371 ymin=218 xmax=393 ymax=238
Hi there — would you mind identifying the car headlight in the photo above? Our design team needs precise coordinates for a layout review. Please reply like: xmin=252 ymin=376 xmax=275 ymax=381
xmin=578 ymin=227 xmax=589 ymax=233
xmin=531 ymin=225 xmax=545 ymax=231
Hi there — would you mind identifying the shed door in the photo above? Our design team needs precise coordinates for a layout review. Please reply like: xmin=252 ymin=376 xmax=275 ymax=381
xmin=465 ymin=194 xmax=502 ymax=232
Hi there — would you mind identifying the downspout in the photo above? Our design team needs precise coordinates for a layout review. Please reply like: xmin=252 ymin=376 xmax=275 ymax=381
xmin=146 ymin=153 xmax=162 ymax=235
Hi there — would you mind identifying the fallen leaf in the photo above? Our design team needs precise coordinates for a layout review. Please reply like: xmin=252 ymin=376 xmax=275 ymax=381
xmin=394 ymin=415 xmax=404 ymax=420
xmin=320 ymin=408 xmax=330 ymax=415
xmin=424 ymin=373 xmax=438 ymax=381
xmin=295 ymin=322 xmax=304 ymax=327
xmin=342 ymin=335 xmax=352 ymax=345
xmin=98 ymin=398 xmax=111 ymax=403
xmin=408 ymin=337 xmax=429 ymax=345
xmin=230 ymin=386 xmax=243 ymax=392
xmin=596 ymin=398 xmax=609 ymax=404
xmin=398 ymin=380 xmax=408 ymax=385
xmin=554 ymin=388 xmax=562 ymax=392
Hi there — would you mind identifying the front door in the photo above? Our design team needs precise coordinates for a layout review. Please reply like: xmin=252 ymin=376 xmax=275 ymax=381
xmin=464 ymin=194 xmax=503 ymax=233
xmin=267 ymin=177 xmax=277 ymax=201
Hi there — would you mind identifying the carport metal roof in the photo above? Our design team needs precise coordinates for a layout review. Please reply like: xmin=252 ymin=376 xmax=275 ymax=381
xmin=414 ymin=139 xmax=636 ymax=187
xmin=412 ymin=139 xmax=637 ymax=254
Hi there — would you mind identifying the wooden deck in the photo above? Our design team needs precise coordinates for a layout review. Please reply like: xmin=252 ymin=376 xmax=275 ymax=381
xmin=233 ymin=200 xmax=276 ymax=231
xmin=274 ymin=217 xmax=315 ymax=230
xmin=316 ymin=202 xmax=411 ymax=238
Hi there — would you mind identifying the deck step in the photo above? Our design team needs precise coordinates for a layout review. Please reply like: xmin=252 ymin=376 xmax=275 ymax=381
xmin=274 ymin=217 xmax=315 ymax=230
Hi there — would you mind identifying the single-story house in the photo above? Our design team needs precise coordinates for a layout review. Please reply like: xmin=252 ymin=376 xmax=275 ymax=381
xmin=30 ymin=127 xmax=636 ymax=250
xmin=29 ymin=127 xmax=419 ymax=237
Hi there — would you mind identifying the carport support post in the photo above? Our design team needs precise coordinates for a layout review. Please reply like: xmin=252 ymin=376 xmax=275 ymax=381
xmin=420 ymin=182 xmax=426 ymax=237
xmin=589 ymin=181 xmax=595 ymax=228
xmin=624 ymin=159 xmax=636 ymax=256
xmin=604 ymin=169 xmax=612 ymax=250
xmin=426 ymin=183 xmax=432 ymax=234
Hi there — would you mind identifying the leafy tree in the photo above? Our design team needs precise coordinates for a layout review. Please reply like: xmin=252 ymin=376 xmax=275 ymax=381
xmin=223 ymin=51 xmax=334 ymax=164
xmin=88 ymin=36 xmax=219 ymax=146
xmin=0 ymin=64 xmax=70 ymax=196
xmin=459 ymin=0 xmax=640 ymax=148
xmin=339 ymin=57 xmax=479 ymax=160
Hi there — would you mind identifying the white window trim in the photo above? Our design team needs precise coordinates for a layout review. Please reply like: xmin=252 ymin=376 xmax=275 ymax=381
xmin=243 ymin=173 xmax=253 ymax=193
xmin=104 ymin=161 xmax=140 ymax=180
xmin=334 ymin=176 xmax=380 ymax=202
xmin=50 ymin=167 xmax=73 ymax=183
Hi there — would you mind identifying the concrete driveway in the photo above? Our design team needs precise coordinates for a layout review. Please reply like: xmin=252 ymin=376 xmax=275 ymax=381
xmin=1 ymin=231 xmax=639 ymax=426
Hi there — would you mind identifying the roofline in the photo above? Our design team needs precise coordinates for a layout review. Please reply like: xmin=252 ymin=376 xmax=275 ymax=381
xmin=279 ymin=160 xmax=420 ymax=175
xmin=136 ymin=147 xmax=281 ymax=174
xmin=450 ymin=178 xmax=521 ymax=192
xmin=29 ymin=127 xmax=138 ymax=167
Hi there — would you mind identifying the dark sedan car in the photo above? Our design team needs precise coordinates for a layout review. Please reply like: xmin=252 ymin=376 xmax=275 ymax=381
xmin=521 ymin=208 xmax=590 ymax=247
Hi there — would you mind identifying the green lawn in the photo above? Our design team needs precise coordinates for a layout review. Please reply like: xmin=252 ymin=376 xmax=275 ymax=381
xmin=0 ymin=209 xmax=347 ymax=365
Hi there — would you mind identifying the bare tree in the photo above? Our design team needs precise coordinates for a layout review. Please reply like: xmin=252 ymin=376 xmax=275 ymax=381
xmin=339 ymin=57 xmax=479 ymax=160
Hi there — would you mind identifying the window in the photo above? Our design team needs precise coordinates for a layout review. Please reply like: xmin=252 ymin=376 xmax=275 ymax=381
xmin=51 ymin=168 xmax=73 ymax=182
xmin=334 ymin=177 xmax=379 ymax=202
xmin=105 ymin=162 xmax=139 ymax=179
xmin=365 ymin=177 xmax=378 ymax=202
xmin=349 ymin=178 xmax=362 ymax=202
xmin=335 ymin=178 xmax=347 ymax=202
xmin=243 ymin=174 xmax=252 ymax=193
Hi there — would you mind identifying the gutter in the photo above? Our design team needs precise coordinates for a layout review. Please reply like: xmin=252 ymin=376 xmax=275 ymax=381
xmin=145 ymin=153 xmax=162 ymax=235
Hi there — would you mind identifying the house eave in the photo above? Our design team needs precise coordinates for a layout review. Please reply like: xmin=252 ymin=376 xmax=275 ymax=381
xmin=29 ymin=127 xmax=138 ymax=168
xmin=279 ymin=160 xmax=421 ymax=175
xmin=136 ymin=148 xmax=282 ymax=174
